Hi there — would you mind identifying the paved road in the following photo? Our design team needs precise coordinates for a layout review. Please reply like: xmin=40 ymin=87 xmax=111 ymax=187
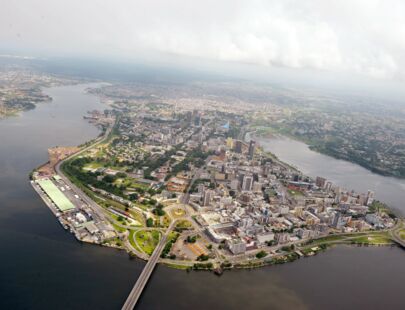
xmin=54 ymin=120 xmax=115 ymax=222
xmin=390 ymin=220 xmax=405 ymax=247
xmin=180 ymin=155 xmax=213 ymax=204
xmin=222 ymin=222 xmax=404 ymax=264
xmin=122 ymin=221 xmax=176 ymax=310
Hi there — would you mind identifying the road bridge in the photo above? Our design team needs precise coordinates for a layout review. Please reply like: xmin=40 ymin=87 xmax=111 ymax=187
xmin=51 ymin=118 xmax=176 ymax=309
xmin=122 ymin=221 xmax=176 ymax=310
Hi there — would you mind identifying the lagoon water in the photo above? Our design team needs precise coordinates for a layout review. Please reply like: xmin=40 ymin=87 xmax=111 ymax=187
xmin=254 ymin=135 xmax=405 ymax=216
xmin=1 ymin=85 xmax=405 ymax=310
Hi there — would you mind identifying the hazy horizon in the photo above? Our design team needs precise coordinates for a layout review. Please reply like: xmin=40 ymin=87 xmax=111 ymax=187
xmin=2 ymin=0 xmax=405 ymax=99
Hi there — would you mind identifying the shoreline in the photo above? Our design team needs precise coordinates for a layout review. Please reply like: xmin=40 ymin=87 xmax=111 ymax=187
xmin=25 ymin=83 xmax=405 ymax=274
xmin=30 ymin=124 xmax=405 ymax=273
xmin=252 ymin=129 xmax=405 ymax=180
xmin=251 ymin=131 xmax=405 ymax=216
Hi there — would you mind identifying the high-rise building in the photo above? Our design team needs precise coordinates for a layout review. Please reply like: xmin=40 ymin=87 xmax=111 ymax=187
xmin=315 ymin=176 xmax=326 ymax=188
xmin=366 ymin=190 xmax=375 ymax=206
xmin=202 ymin=189 xmax=214 ymax=206
xmin=192 ymin=109 xmax=201 ymax=127
xmin=248 ymin=140 xmax=256 ymax=159
xmin=358 ymin=193 xmax=367 ymax=206
xmin=276 ymin=233 xmax=290 ymax=244
xmin=227 ymin=239 xmax=246 ymax=255
xmin=234 ymin=140 xmax=243 ymax=154
xmin=242 ymin=174 xmax=253 ymax=191
xmin=230 ymin=179 xmax=239 ymax=190
xmin=197 ymin=184 xmax=205 ymax=194
xmin=332 ymin=213 xmax=346 ymax=229
xmin=252 ymin=181 xmax=262 ymax=193
xmin=263 ymin=163 xmax=271 ymax=176
xmin=185 ymin=111 xmax=192 ymax=123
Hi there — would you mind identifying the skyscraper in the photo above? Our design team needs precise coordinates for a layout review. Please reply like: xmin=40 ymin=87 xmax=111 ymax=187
xmin=242 ymin=174 xmax=253 ymax=191
xmin=248 ymin=140 xmax=256 ymax=159
xmin=234 ymin=140 xmax=243 ymax=154
xmin=315 ymin=176 xmax=326 ymax=188
xmin=202 ymin=189 xmax=214 ymax=206
xmin=366 ymin=190 xmax=375 ymax=206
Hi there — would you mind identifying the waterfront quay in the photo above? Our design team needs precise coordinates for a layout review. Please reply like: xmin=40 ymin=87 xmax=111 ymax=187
xmin=31 ymin=174 xmax=117 ymax=244
xmin=30 ymin=117 xmax=119 ymax=246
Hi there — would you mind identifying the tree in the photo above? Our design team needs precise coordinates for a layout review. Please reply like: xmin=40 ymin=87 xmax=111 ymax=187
xmin=256 ymin=251 xmax=268 ymax=259
xmin=103 ymin=174 xmax=116 ymax=183
xmin=197 ymin=254 xmax=209 ymax=261
xmin=186 ymin=235 xmax=197 ymax=243
xmin=129 ymin=193 xmax=139 ymax=201
xmin=146 ymin=218 xmax=154 ymax=227
xmin=153 ymin=205 xmax=165 ymax=216
xmin=116 ymin=172 xmax=127 ymax=178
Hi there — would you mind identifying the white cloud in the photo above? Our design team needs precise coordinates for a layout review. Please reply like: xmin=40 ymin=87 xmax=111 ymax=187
xmin=1 ymin=0 xmax=404 ymax=80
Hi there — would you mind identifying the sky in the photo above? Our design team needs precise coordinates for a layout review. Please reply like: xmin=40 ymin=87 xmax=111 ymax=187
xmin=1 ymin=0 xmax=405 ymax=84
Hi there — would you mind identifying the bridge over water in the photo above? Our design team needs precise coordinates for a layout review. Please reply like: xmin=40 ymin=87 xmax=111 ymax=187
xmin=122 ymin=221 xmax=176 ymax=310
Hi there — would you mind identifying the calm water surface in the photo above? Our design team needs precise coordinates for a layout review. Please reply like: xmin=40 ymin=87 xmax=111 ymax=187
xmin=255 ymin=135 xmax=405 ymax=216
xmin=1 ymin=85 xmax=405 ymax=310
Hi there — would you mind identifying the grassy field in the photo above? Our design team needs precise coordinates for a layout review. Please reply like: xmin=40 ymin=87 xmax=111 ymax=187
xmin=127 ymin=181 xmax=149 ymax=191
xmin=398 ymin=229 xmax=405 ymax=240
xmin=167 ymin=231 xmax=180 ymax=243
xmin=305 ymin=231 xmax=394 ymax=249
xmin=161 ymin=214 xmax=172 ymax=227
xmin=111 ymin=220 xmax=126 ymax=233
xmin=134 ymin=230 xmax=161 ymax=255
xmin=176 ymin=220 xmax=193 ymax=229
xmin=309 ymin=234 xmax=348 ymax=244
xmin=128 ymin=230 xmax=143 ymax=253
xmin=287 ymin=189 xmax=304 ymax=197
xmin=163 ymin=262 xmax=191 ymax=270
xmin=83 ymin=162 xmax=104 ymax=170
xmin=350 ymin=235 xmax=393 ymax=245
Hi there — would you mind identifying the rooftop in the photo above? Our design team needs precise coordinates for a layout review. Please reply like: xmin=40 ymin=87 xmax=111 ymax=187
xmin=37 ymin=179 xmax=75 ymax=212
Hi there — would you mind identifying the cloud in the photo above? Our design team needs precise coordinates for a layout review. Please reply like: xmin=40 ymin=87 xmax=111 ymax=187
xmin=1 ymin=0 xmax=404 ymax=80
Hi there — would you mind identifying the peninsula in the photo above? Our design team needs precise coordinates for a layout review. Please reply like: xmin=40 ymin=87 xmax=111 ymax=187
xmin=31 ymin=86 xmax=405 ymax=274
